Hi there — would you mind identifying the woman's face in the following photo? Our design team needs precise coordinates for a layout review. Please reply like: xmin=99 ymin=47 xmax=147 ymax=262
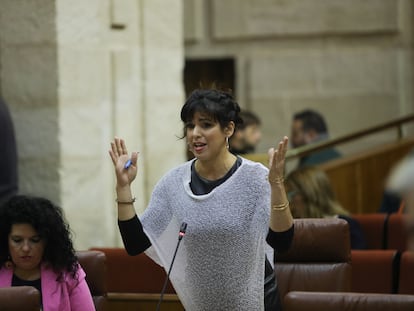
xmin=186 ymin=112 xmax=230 ymax=161
xmin=8 ymin=223 xmax=45 ymax=273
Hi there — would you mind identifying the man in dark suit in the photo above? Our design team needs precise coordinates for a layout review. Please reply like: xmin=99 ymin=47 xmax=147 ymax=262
xmin=0 ymin=98 xmax=18 ymax=204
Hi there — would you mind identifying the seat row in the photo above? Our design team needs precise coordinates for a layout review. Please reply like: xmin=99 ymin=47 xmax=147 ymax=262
xmin=351 ymin=249 xmax=414 ymax=294
xmin=284 ymin=291 xmax=414 ymax=311
xmin=274 ymin=218 xmax=414 ymax=309
xmin=86 ymin=217 xmax=414 ymax=310
xmin=352 ymin=213 xmax=408 ymax=250
xmin=6 ymin=217 xmax=412 ymax=311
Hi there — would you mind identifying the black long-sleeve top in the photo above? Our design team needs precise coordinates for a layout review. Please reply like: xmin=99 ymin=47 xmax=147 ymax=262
xmin=118 ymin=215 xmax=294 ymax=256
xmin=118 ymin=156 xmax=294 ymax=256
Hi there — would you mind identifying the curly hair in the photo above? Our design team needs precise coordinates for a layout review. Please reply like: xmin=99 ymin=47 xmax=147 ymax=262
xmin=0 ymin=195 xmax=78 ymax=279
xmin=180 ymin=88 xmax=243 ymax=137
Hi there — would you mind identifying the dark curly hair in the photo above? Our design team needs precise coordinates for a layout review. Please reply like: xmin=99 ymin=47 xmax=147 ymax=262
xmin=0 ymin=195 xmax=78 ymax=280
xmin=180 ymin=88 xmax=243 ymax=137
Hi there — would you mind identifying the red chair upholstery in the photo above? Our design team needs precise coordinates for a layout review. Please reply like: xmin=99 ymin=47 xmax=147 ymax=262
xmin=352 ymin=213 xmax=388 ymax=249
xmin=275 ymin=218 xmax=351 ymax=301
xmin=76 ymin=250 xmax=108 ymax=311
xmin=284 ymin=291 xmax=414 ymax=311
xmin=90 ymin=247 xmax=175 ymax=294
xmin=0 ymin=286 xmax=40 ymax=311
xmin=90 ymin=248 xmax=184 ymax=310
xmin=398 ymin=251 xmax=414 ymax=294
xmin=386 ymin=214 xmax=408 ymax=251
xmin=351 ymin=249 xmax=399 ymax=293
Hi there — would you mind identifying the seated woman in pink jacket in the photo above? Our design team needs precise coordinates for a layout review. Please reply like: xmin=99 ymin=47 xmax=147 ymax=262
xmin=0 ymin=195 xmax=95 ymax=311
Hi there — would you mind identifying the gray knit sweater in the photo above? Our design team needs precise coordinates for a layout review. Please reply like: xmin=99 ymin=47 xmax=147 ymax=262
xmin=141 ymin=157 xmax=271 ymax=310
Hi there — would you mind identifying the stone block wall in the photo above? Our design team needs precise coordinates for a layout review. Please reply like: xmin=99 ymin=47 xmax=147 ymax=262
xmin=0 ymin=0 xmax=412 ymax=248
xmin=184 ymin=0 xmax=414 ymax=158
xmin=0 ymin=0 xmax=185 ymax=249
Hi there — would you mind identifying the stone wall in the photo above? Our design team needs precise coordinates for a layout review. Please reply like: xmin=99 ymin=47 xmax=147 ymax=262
xmin=0 ymin=0 xmax=412 ymax=249
xmin=184 ymin=0 xmax=414 ymax=159
xmin=0 ymin=0 xmax=185 ymax=249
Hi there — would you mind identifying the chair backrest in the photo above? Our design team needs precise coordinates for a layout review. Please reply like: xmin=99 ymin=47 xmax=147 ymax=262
xmin=351 ymin=249 xmax=399 ymax=293
xmin=352 ymin=213 xmax=388 ymax=249
xmin=76 ymin=250 xmax=108 ymax=311
xmin=284 ymin=291 xmax=414 ymax=311
xmin=90 ymin=247 xmax=175 ymax=294
xmin=0 ymin=286 xmax=40 ymax=311
xmin=386 ymin=213 xmax=408 ymax=251
xmin=274 ymin=218 xmax=351 ymax=300
xmin=398 ymin=251 xmax=414 ymax=294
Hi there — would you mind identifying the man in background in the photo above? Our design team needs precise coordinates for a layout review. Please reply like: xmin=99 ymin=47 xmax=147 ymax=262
xmin=229 ymin=110 xmax=262 ymax=155
xmin=0 ymin=98 xmax=18 ymax=204
xmin=291 ymin=109 xmax=341 ymax=167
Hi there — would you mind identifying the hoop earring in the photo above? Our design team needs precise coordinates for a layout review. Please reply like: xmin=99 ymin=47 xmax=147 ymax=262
xmin=226 ymin=136 xmax=229 ymax=149
xmin=5 ymin=255 xmax=13 ymax=269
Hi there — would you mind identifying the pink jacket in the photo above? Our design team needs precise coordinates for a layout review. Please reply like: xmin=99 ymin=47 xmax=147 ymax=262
xmin=0 ymin=263 xmax=95 ymax=311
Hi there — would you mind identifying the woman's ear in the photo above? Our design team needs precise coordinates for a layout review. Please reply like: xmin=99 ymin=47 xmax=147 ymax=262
xmin=225 ymin=121 xmax=235 ymax=137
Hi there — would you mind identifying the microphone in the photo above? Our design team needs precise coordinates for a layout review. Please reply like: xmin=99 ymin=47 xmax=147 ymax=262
xmin=156 ymin=222 xmax=187 ymax=311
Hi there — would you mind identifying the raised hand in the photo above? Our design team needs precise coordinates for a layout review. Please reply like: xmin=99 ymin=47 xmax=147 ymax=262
xmin=268 ymin=136 xmax=289 ymax=186
xmin=109 ymin=137 xmax=138 ymax=188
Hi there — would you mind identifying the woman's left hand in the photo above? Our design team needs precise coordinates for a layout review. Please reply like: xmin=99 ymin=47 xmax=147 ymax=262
xmin=268 ymin=136 xmax=289 ymax=185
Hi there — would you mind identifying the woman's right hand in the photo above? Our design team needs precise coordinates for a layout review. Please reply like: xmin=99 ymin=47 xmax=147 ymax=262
xmin=109 ymin=137 xmax=138 ymax=188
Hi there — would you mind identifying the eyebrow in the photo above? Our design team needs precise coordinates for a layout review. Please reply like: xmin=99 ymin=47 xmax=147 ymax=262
xmin=197 ymin=116 xmax=213 ymax=122
xmin=9 ymin=234 xmax=41 ymax=239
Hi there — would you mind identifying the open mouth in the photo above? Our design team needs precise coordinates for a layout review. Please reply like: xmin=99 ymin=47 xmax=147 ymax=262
xmin=193 ymin=142 xmax=206 ymax=152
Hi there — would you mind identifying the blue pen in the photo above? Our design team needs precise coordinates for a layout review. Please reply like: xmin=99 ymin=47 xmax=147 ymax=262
xmin=124 ymin=159 xmax=132 ymax=169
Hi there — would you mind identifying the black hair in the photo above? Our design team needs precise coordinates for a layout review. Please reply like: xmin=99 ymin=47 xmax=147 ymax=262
xmin=180 ymin=88 xmax=243 ymax=137
xmin=0 ymin=195 xmax=78 ymax=279
xmin=293 ymin=109 xmax=328 ymax=134
xmin=237 ymin=110 xmax=261 ymax=130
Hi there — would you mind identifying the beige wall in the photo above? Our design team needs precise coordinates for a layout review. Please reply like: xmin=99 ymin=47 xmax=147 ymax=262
xmin=184 ymin=0 xmax=414 ymax=158
xmin=1 ymin=0 xmax=413 ymax=248
xmin=0 ymin=0 xmax=185 ymax=249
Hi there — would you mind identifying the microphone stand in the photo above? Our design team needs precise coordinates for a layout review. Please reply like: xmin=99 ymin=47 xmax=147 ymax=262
xmin=155 ymin=222 xmax=187 ymax=311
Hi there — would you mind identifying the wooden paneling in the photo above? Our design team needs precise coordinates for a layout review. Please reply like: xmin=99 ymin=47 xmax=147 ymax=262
xmin=319 ymin=138 xmax=414 ymax=214
xmin=245 ymin=138 xmax=414 ymax=214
